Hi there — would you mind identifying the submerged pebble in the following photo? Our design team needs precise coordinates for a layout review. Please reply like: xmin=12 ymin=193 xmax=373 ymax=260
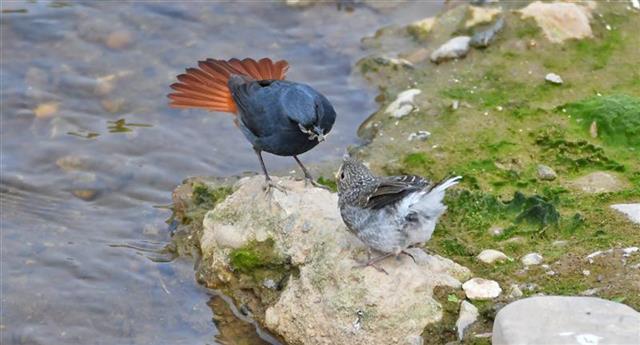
xmin=34 ymin=101 xmax=60 ymax=119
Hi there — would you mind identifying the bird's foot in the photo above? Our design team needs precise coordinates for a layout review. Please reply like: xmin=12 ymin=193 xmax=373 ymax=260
xmin=262 ymin=179 xmax=287 ymax=195
xmin=400 ymin=250 xmax=417 ymax=263
xmin=352 ymin=260 xmax=388 ymax=275
xmin=304 ymin=177 xmax=330 ymax=191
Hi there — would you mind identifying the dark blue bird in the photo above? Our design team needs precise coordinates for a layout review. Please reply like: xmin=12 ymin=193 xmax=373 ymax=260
xmin=168 ymin=58 xmax=337 ymax=191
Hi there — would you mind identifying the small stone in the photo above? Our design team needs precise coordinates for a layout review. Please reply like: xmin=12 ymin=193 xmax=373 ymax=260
xmin=521 ymin=253 xmax=543 ymax=266
xmin=407 ymin=130 xmax=431 ymax=141
xmin=552 ymin=240 xmax=568 ymax=247
xmin=105 ymin=30 xmax=132 ymax=49
xmin=463 ymin=278 xmax=502 ymax=300
xmin=545 ymin=73 xmax=563 ymax=84
xmin=622 ymin=247 xmax=639 ymax=256
xmin=451 ymin=100 xmax=460 ymax=110
xmin=263 ymin=279 xmax=277 ymax=289
xmin=477 ymin=249 xmax=509 ymax=264
xmin=610 ymin=204 xmax=640 ymax=224
xmin=580 ymin=288 xmax=599 ymax=296
xmin=385 ymin=89 xmax=421 ymax=118
xmin=34 ymin=101 xmax=59 ymax=119
xmin=589 ymin=121 xmax=598 ymax=138
xmin=536 ymin=164 xmax=557 ymax=181
xmin=582 ymin=269 xmax=591 ymax=276
xmin=489 ymin=226 xmax=504 ymax=236
xmin=430 ymin=36 xmax=471 ymax=63
xmin=407 ymin=17 xmax=436 ymax=40
xmin=456 ymin=300 xmax=479 ymax=340
xmin=507 ymin=284 xmax=523 ymax=299
xmin=71 ymin=189 xmax=99 ymax=201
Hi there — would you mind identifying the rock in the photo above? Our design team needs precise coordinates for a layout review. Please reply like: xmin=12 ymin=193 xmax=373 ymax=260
xmin=610 ymin=204 xmax=640 ymax=224
xmin=470 ymin=17 xmax=505 ymax=48
xmin=477 ymin=249 xmax=509 ymax=264
xmin=632 ymin=0 xmax=640 ymax=10
xmin=430 ymin=36 xmax=471 ymax=63
xmin=34 ymin=101 xmax=59 ymax=119
xmin=465 ymin=6 xmax=502 ymax=28
xmin=198 ymin=176 xmax=471 ymax=345
xmin=407 ymin=130 xmax=431 ymax=141
xmin=518 ymin=1 xmax=594 ymax=43
xmin=371 ymin=56 xmax=414 ymax=69
xmin=105 ymin=30 xmax=133 ymax=49
xmin=623 ymin=247 xmax=639 ymax=255
xmin=521 ymin=253 xmax=543 ymax=266
xmin=570 ymin=171 xmax=626 ymax=194
xmin=463 ymin=278 xmax=502 ymax=300
xmin=545 ymin=72 xmax=563 ymax=85
xmin=536 ymin=164 xmax=557 ymax=181
xmin=492 ymin=296 xmax=640 ymax=345
xmin=407 ymin=17 xmax=436 ymax=40
xmin=456 ymin=301 xmax=479 ymax=340
xmin=385 ymin=89 xmax=421 ymax=118
xmin=507 ymin=284 xmax=523 ymax=299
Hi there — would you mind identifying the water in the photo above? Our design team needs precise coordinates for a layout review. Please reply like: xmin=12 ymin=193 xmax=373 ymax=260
xmin=1 ymin=1 xmax=443 ymax=344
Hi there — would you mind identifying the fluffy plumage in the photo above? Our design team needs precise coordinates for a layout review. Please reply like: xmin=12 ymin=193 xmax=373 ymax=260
xmin=337 ymin=156 xmax=461 ymax=256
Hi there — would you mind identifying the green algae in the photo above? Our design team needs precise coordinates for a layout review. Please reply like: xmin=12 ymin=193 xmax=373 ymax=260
xmin=562 ymin=94 xmax=640 ymax=149
xmin=316 ymin=176 xmax=338 ymax=192
xmin=229 ymin=238 xmax=285 ymax=273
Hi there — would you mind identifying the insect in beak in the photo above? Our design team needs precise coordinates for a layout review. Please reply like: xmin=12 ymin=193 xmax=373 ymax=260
xmin=298 ymin=124 xmax=325 ymax=142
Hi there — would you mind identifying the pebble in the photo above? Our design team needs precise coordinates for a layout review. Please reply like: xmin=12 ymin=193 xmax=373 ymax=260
xmin=582 ymin=269 xmax=590 ymax=276
xmin=477 ymin=249 xmax=510 ymax=264
xmin=106 ymin=30 xmax=133 ymax=49
xmin=34 ymin=102 xmax=59 ymax=119
xmin=456 ymin=301 xmax=479 ymax=340
xmin=622 ymin=247 xmax=639 ymax=256
xmin=71 ymin=188 xmax=99 ymax=201
xmin=407 ymin=130 xmax=431 ymax=141
xmin=521 ymin=253 xmax=543 ymax=266
xmin=430 ymin=36 xmax=471 ymax=63
xmin=536 ymin=164 xmax=557 ymax=181
xmin=507 ymin=284 xmax=523 ymax=299
xmin=489 ymin=226 xmax=504 ymax=236
xmin=385 ymin=89 xmax=421 ymax=118
xmin=545 ymin=73 xmax=563 ymax=84
xmin=463 ymin=278 xmax=502 ymax=300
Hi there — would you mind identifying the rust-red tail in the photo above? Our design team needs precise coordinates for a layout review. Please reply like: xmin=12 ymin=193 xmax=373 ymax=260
xmin=168 ymin=58 xmax=289 ymax=113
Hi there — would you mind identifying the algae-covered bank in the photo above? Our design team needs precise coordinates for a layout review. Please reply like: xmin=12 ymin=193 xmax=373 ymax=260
xmin=169 ymin=2 xmax=640 ymax=344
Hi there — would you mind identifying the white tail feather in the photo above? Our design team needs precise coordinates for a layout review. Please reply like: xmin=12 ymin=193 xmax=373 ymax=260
xmin=409 ymin=176 xmax=461 ymax=219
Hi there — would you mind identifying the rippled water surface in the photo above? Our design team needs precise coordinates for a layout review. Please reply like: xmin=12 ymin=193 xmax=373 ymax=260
xmin=1 ymin=1 xmax=443 ymax=344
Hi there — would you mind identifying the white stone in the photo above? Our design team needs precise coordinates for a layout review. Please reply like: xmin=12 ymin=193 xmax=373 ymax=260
xmin=507 ymin=284 xmax=523 ymax=299
xmin=545 ymin=73 xmax=563 ymax=84
xmin=537 ymin=164 xmax=557 ymax=180
xmin=622 ymin=247 xmax=639 ymax=255
xmin=631 ymin=0 xmax=640 ymax=10
xmin=456 ymin=300 xmax=479 ymax=340
xmin=463 ymin=278 xmax=502 ymax=300
xmin=521 ymin=253 xmax=543 ymax=266
xmin=571 ymin=171 xmax=626 ymax=194
xmin=477 ymin=249 xmax=510 ymax=264
xmin=385 ymin=89 xmax=421 ymax=118
xmin=407 ymin=130 xmax=431 ymax=141
xmin=493 ymin=296 xmax=640 ymax=345
xmin=199 ymin=176 xmax=472 ymax=345
xmin=430 ymin=36 xmax=471 ymax=63
xmin=610 ymin=204 xmax=640 ymax=224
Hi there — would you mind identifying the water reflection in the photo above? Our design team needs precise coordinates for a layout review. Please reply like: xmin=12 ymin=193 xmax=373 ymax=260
xmin=1 ymin=1 xmax=442 ymax=344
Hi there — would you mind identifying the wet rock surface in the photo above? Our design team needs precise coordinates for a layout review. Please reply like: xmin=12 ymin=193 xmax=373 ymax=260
xmin=191 ymin=176 xmax=471 ymax=345
xmin=493 ymin=296 xmax=640 ymax=345
xmin=518 ymin=1 xmax=594 ymax=43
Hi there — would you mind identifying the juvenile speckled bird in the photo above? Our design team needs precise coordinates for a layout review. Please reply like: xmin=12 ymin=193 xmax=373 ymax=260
xmin=337 ymin=156 xmax=461 ymax=272
xmin=168 ymin=58 xmax=336 ymax=191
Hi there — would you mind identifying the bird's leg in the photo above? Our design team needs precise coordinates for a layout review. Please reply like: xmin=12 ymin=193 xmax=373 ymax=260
xmin=293 ymin=155 xmax=329 ymax=190
xmin=353 ymin=251 xmax=392 ymax=275
xmin=255 ymin=149 xmax=286 ymax=194
xmin=399 ymin=250 xmax=417 ymax=263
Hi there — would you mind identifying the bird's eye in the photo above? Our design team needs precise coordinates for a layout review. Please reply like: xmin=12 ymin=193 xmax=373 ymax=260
xmin=340 ymin=172 xmax=345 ymax=180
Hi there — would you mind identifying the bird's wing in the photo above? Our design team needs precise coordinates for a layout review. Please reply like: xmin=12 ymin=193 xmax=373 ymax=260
xmin=229 ymin=79 xmax=292 ymax=138
xmin=168 ymin=58 xmax=289 ymax=113
xmin=364 ymin=177 xmax=426 ymax=210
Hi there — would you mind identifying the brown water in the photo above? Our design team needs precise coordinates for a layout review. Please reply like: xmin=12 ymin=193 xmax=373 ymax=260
xmin=1 ymin=1 xmax=443 ymax=344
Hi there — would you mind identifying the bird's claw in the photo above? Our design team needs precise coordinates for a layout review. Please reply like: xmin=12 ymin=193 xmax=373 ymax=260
xmin=305 ymin=177 xmax=330 ymax=191
xmin=352 ymin=261 xmax=389 ymax=275
xmin=263 ymin=180 xmax=287 ymax=195
xmin=400 ymin=250 xmax=417 ymax=263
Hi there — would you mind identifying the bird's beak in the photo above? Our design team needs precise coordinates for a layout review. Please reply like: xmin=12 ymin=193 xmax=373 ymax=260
xmin=313 ymin=126 xmax=325 ymax=142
